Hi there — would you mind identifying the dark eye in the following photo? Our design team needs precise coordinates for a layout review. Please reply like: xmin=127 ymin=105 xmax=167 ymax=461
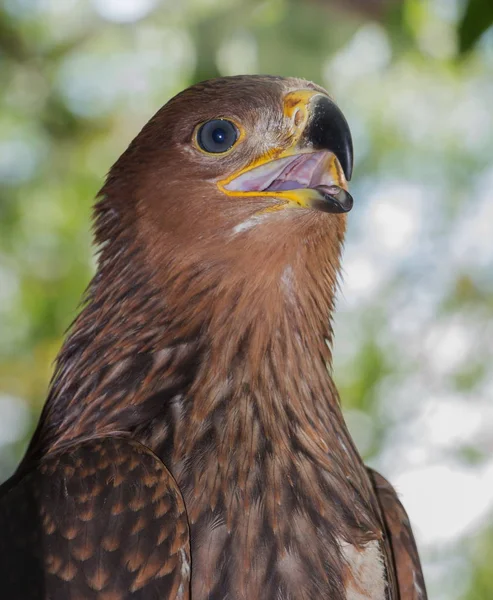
xmin=197 ymin=119 xmax=239 ymax=153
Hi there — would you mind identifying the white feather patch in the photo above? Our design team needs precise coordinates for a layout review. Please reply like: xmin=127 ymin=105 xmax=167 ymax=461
xmin=339 ymin=539 xmax=387 ymax=600
xmin=232 ymin=214 xmax=267 ymax=234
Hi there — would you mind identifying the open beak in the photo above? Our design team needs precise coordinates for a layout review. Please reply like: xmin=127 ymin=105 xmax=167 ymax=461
xmin=218 ymin=91 xmax=354 ymax=214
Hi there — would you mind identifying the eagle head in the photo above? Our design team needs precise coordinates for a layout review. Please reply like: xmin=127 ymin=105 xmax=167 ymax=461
xmin=97 ymin=76 xmax=353 ymax=287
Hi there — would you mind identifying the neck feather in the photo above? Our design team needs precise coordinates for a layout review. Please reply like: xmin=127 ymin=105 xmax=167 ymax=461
xmin=19 ymin=207 xmax=380 ymax=557
xmin=25 ymin=202 xmax=356 ymax=474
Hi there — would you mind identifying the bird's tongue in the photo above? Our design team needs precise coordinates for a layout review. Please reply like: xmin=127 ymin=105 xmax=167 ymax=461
xmin=265 ymin=153 xmax=325 ymax=191
xmin=224 ymin=151 xmax=345 ymax=194
xmin=224 ymin=155 xmax=300 ymax=192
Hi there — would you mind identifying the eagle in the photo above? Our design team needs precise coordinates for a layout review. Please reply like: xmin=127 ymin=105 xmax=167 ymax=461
xmin=0 ymin=75 xmax=427 ymax=600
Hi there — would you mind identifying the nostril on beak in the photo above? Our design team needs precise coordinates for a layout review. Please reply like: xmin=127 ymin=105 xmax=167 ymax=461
xmin=293 ymin=108 xmax=303 ymax=127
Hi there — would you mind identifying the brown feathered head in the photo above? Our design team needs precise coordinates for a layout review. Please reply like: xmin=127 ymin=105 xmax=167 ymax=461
xmin=95 ymin=75 xmax=353 ymax=343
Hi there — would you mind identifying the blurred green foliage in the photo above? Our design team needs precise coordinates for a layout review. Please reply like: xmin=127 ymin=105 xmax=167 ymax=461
xmin=1 ymin=0 xmax=493 ymax=598
xmin=459 ymin=0 xmax=493 ymax=53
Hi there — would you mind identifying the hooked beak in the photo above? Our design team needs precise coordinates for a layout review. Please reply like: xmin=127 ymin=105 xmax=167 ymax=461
xmin=218 ymin=90 xmax=354 ymax=214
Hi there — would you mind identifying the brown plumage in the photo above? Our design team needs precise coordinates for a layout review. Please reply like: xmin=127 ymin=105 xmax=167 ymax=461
xmin=0 ymin=75 xmax=427 ymax=599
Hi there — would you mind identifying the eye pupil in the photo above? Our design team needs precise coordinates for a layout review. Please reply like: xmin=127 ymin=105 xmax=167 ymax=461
xmin=212 ymin=128 xmax=226 ymax=144
xmin=197 ymin=119 xmax=238 ymax=153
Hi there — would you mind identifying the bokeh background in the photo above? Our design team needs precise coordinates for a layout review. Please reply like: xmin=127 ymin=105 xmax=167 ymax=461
xmin=1 ymin=0 xmax=492 ymax=597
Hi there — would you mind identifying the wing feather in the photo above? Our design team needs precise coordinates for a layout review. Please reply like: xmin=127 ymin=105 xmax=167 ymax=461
xmin=0 ymin=437 xmax=190 ymax=599
xmin=368 ymin=468 xmax=427 ymax=600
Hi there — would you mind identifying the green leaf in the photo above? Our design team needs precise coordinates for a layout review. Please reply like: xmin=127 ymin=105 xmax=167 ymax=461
xmin=459 ymin=0 xmax=493 ymax=54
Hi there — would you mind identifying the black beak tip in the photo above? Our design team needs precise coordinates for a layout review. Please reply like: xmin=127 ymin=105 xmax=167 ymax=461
xmin=305 ymin=95 xmax=354 ymax=182
xmin=313 ymin=186 xmax=354 ymax=214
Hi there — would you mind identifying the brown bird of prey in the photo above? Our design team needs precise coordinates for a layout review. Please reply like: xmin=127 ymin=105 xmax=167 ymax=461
xmin=0 ymin=76 xmax=427 ymax=600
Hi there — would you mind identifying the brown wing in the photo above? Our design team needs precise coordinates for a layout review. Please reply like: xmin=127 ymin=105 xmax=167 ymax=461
xmin=368 ymin=468 xmax=427 ymax=600
xmin=0 ymin=437 xmax=190 ymax=600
